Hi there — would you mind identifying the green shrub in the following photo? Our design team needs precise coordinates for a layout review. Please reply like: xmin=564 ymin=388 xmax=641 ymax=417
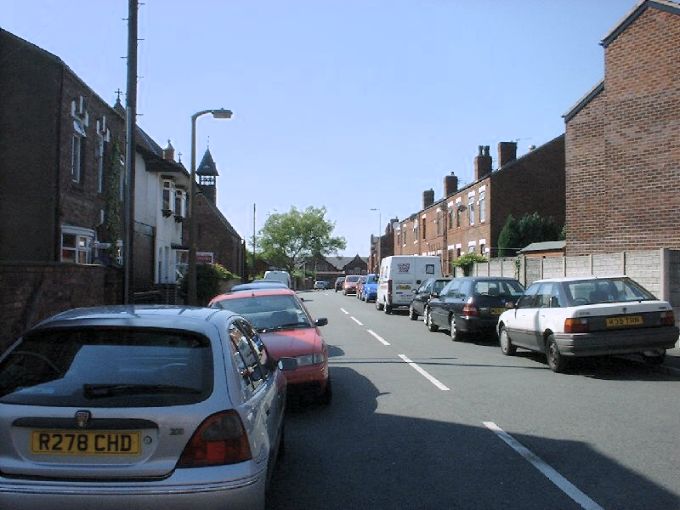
xmin=181 ymin=263 xmax=240 ymax=306
xmin=451 ymin=253 xmax=487 ymax=276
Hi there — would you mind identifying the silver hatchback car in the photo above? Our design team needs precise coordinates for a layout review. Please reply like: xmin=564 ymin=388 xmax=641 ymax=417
xmin=0 ymin=306 xmax=290 ymax=510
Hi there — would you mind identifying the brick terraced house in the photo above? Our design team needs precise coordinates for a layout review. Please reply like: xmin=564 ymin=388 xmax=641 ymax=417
xmin=563 ymin=0 xmax=680 ymax=255
xmin=392 ymin=137 xmax=565 ymax=275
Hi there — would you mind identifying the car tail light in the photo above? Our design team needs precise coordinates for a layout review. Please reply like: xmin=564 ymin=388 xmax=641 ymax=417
xmin=564 ymin=318 xmax=590 ymax=333
xmin=660 ymin=310 xmax=675 ymax=326
xmin=176 ymin=410 xmax=252 ymax=468
xmin=462 ymin=303 xmax=479 ymax=317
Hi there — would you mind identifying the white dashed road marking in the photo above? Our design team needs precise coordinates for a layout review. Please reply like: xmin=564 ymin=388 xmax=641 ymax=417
xmin=367 ymin=329 xmax=391 ymax=346
xmin=483 ymin=421 xmax=604 ymax=510
xmin=351 ymin=317 xmax=364 ymax=326
xmin=398 ymin=354 xmax=450 ymax=391
xmin=340 ymin=308 xmax=349 ymax=314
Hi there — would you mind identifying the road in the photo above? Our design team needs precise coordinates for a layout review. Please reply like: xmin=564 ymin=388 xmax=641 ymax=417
xmin=267 ymin=290 xmax=680 ymax=510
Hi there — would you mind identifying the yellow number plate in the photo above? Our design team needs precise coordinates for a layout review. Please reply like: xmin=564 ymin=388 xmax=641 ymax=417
xmin=490 ymin=308 xmax=505 ymax=316
xmin=397 ymin=284 xmax=411 ymax=290
xmin=31 ymin=430 xmax=141 ymax=455
xmin=606 ymin=316 xmax=643 ymax=328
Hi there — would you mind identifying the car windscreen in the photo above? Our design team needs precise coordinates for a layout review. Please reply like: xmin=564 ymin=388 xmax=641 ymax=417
xmin=564 ymin=277 xmax=657 ymax=305
xmin=0 ymin=328 xmax=213 ymax=407
xmin=473 ymin=280 xmax=525 ymax=298
xmin=213 ymin=294 xmax=311 ymax=331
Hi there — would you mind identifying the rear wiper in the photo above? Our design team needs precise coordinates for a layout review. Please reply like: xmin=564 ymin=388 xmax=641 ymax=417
xmin=83 ymin=383 xmax=201 ymax=398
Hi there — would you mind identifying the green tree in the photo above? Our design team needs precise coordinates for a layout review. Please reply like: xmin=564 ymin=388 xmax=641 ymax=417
xmin=258 ymin=206 xmax=346 ymax=273
xmin=497 ymin=212 xmax=561 ymax=257
xmin=451 ymin=252 xmax=487 ymax=276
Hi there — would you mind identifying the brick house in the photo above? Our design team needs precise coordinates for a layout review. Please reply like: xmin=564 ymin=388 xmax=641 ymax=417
xmin=368 ymin=219 xmax=397 ymax=273
xmin=563 ymin=0 xmax=680 ymax=255
xmin=391 ymin=136 xmax=565 ymax=275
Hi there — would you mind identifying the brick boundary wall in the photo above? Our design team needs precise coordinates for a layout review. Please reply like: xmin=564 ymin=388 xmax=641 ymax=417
xmin=0 ymin=263 xmax=123 ymax=352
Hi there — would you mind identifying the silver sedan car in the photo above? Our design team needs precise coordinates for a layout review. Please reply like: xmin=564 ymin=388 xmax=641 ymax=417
xmin=0 ymin=306 xmax=291 ymax=510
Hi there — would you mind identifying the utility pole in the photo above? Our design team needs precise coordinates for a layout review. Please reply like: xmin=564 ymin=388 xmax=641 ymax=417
xmin=252 ymin=203 xmax=256 ymax=279
xmin=123 ymin=0 xmax=138 ymax=304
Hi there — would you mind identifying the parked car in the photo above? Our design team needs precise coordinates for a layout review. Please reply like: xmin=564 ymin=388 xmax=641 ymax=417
xmin=426 ymin=277 xmax=525 ymax=341
xmin=342 ymin=274 xmax=362 ymax=295
xmin=209 ymin=288 xmax=332 ymax=404
xmin=377 ymin=255 xmax=443 ymax=313
xmin=360 ymin=273 xmax=379 ymax=302
xmin=355 ymin=276 xmax=367 ymax=299
xmin=409 ymin=277 xmax=451 ymax=320
xmin=497 ymin=276 xmax=679 ymax=372
xmin=0 ymin=305 xmax=292 ymax=510
xmin=230 ymin=279 xmax=288 ymax=292
xmin=334 ymin=276 xmax=345 ymax=292
xmin=313 ymin=280 xmax=327 ymax=290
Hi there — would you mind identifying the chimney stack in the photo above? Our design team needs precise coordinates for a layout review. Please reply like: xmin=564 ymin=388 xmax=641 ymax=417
xmin=444 ymin=172 xmax=458 ymax=197
xmin=423 ymin=188 xmax=434 ymax=210
xmin=162 ymin=140 xmax=175 ymax=162
xmin=474 ymin=145 xmax=492 ymax=180
xmin=498 ymin=141 xmax=517 ymax=168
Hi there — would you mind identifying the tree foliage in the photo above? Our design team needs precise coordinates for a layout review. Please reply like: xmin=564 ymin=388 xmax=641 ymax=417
xmin=451 ymin=252 xmax=487 ymax=276
xmin=258 ymin=206 xmax=346 ymax=273
xmin=497 ymin=212 xmax=562 ymax=257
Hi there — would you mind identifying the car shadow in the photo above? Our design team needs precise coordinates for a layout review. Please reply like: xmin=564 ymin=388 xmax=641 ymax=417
xmin=268 ymin=366 xmax=679 ymax=509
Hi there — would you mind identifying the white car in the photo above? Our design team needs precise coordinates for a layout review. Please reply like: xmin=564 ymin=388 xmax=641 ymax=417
xmin=496 ymin=276 xmax=679 ymax=372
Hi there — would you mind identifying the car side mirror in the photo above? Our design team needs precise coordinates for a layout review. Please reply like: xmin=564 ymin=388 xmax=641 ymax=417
xmin=416 ymin=280 xmax=421 ymax=285
xmin=315 ymin=317 xmax=328 ymax=327
xmin=431 ymin=291 xmax=440 ymax=298
xmin=505 ymin=301 xmax=515 ymax=309
xmin=278 ymin=357 xmax=298 ymax=372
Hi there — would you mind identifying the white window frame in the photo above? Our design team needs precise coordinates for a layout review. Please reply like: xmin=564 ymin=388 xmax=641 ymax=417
xmin=162 ymin=180 xmax=175 ymax=213
xmin=71 ymin=133 xmax=82 ymax=183
xmin=479 ymin=190 xmax=486 ymax=223
xmin=61 ymin=225 xmax=95 ymax=264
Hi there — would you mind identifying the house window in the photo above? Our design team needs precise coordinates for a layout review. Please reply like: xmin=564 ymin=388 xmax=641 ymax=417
xmin=71 ymin=134 xmax=83 ymax=183
xmin=422 ymin=218 xmax=427 ymax=239
xmin=468 ymin=199 xmax=475 ymax=226
xmin=174 ymin=189 xmax=186 ymax=218
xmin=480 ymin=243 xmax=486 ymax=255
xmin=61 ymin=226 xmax=95 ymax=264
xmin=479 ymin=191 xmax=486 ymax=223
xmin=456 ymin=202 xmax=462 ymax=227
xmin=162 ymin=180 xmax=174 ymax=214
xmin=436 ymin=210 xmax=443 ymax=236
xmin=447 ymin=207 xmax=454 ymax=230
xmin=456 ymin=247 xmax=461 ymax=258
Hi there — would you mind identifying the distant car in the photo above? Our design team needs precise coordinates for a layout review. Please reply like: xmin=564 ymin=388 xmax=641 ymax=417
xmin=0 ymin=306 xmax=291 ymax=510
xmin=313 ymin=280 xmax=327 ymax=290
xmin=263 ymin=270 xmax=292 ymax=289
xmin=355 ymin=276 xmax=367 ymax=299
xmin=497 ymin=276 xmax=679 ymax=372
xmin=427 ymin=277 xmax=525 ymax=342
xmin=230 ymin=280 xmax=288 ymax=292
xmin=210 ymin=288 xmax=332 ymax=404
xmin=359 ymin=273 xmax=379 ymax=302
xmin=334 ymin=277 xmax=345 ymax=292
xmin=409 ymin=277 xmax=451 ymax=320
xmin=342 ymin=275 xmax=362 ymax=295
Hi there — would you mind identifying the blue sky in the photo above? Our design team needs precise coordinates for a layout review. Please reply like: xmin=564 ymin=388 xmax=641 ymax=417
xmin=4 ymin=0 xmax=634 ymax=256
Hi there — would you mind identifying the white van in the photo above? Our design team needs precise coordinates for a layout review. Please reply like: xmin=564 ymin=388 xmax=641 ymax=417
xmin=376 ymin=256 xmax=442 ymax=314
xmin=263 ymin=270 xmax=293 ymax=289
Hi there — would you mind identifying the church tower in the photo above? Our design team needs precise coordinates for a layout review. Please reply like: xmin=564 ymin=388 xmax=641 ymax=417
xmin=196 ymin=148 xmax=218 ymax=204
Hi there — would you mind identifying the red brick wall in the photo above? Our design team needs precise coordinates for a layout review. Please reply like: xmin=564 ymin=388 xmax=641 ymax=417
xmin=566 ymin=6 xmax=680 ymax=255
xmin=0 ymin=263 xmax=123 ymax=352
xmin=194 ymin=196 xmax=245 ymax=276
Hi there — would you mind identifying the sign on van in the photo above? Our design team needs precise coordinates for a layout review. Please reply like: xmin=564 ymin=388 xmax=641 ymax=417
xmin=397 ymin=263 xmax=411 ymax=272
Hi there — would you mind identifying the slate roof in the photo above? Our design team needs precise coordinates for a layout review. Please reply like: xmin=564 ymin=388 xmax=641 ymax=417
xmin=519 ymin=241 xmax=566 ymax=254
xmin=197 ymin=148 xmax=219 ymax=176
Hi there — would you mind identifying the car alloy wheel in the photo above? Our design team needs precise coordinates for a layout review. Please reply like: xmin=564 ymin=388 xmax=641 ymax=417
xmin=499 ymin=327 xmax=516 ymax=356
xmin=408 ymin=305 xmax=418 ymax=320
xmin=426 ymin=309 xmax=438 ymax=332
xmin=450 ymin=316 xmax=463 ymax=342
xmin=546 ymin=334 xmax=567 ymax=373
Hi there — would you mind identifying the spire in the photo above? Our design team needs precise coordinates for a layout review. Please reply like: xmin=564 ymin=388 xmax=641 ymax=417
xmin=196 ymin=147 xmax=219 ymax=176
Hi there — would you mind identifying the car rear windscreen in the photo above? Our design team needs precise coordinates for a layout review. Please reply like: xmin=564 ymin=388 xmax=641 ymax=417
xmin=0 ymin=328 xmax=213 ymax=407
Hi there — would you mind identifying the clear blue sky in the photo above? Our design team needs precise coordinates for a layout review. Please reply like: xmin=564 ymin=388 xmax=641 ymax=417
xmin=4 ymin=0 xmax=634 ymax=256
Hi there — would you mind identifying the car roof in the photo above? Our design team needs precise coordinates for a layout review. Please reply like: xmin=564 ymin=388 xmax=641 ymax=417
xmin=29 ymin=305 xmax=236 ymax=335
xmin=211 ymin=287 xmax=296 ymax=303
xmin=530 ymin=275 xmax=628 ymax=284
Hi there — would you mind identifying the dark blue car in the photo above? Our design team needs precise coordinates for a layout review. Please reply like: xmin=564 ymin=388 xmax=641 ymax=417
xmin=359 ymin=273 xmax=378 ymax=302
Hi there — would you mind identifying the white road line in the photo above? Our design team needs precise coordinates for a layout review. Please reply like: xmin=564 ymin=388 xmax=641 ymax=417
xmin=367 ymin=329 xmax=390 ymax=346
xmin=483 ymin=422 xmax=604 ymax=510
xmin=398 ymin=354 xmax=450 ymax=391
xmin=340 ymin=308 xmax=349 ymax=314
xmin=351 ymin=317 xmax=364 ymax=326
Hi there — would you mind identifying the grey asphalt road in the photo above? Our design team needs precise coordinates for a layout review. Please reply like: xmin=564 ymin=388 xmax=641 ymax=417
xmin=267 ymin=291 xmax=680 ymax=510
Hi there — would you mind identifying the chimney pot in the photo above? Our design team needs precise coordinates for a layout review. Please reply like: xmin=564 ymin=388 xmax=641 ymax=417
xmin=498 ymin=141 xmax=517 ymax=167
xmin=474 ymin=145 xmax=493 ymax=180
xmin=423 ymin=189 xmax=435 ymax=210
xmin=444 ymin=172 xmax=458 ymax=196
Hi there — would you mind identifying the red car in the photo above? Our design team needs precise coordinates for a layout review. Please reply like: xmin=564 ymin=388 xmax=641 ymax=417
xmin=342 ymin=274 xmax=362 ymax=295
xmin=209 ymin=288 xmax=332 ymax=404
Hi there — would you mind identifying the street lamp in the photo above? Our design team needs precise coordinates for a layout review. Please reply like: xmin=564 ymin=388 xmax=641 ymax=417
xmin=187 ymin=108 xmax=232 ymax=306
xmin=370 ymin=208 xmax=381 ymax=273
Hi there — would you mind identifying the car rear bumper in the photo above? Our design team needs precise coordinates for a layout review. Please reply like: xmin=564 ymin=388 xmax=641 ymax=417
xmin=457 ymin=316 xmax=499 ymax=336
xmin=554 ymin=326 xmax=679 ymax=357
xmin=0 ymin=467 xmax=266 ymax=510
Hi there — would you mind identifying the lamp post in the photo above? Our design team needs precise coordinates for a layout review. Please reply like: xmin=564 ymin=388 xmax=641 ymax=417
xmin=187 ymin=108 xmax=232 ymax=306
xmin=370 ymin=208 xmax=381 ymax=273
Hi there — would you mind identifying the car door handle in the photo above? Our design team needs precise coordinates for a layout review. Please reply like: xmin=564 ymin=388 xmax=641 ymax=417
xmin=265 ymin=407 xmax=271 ymax=416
